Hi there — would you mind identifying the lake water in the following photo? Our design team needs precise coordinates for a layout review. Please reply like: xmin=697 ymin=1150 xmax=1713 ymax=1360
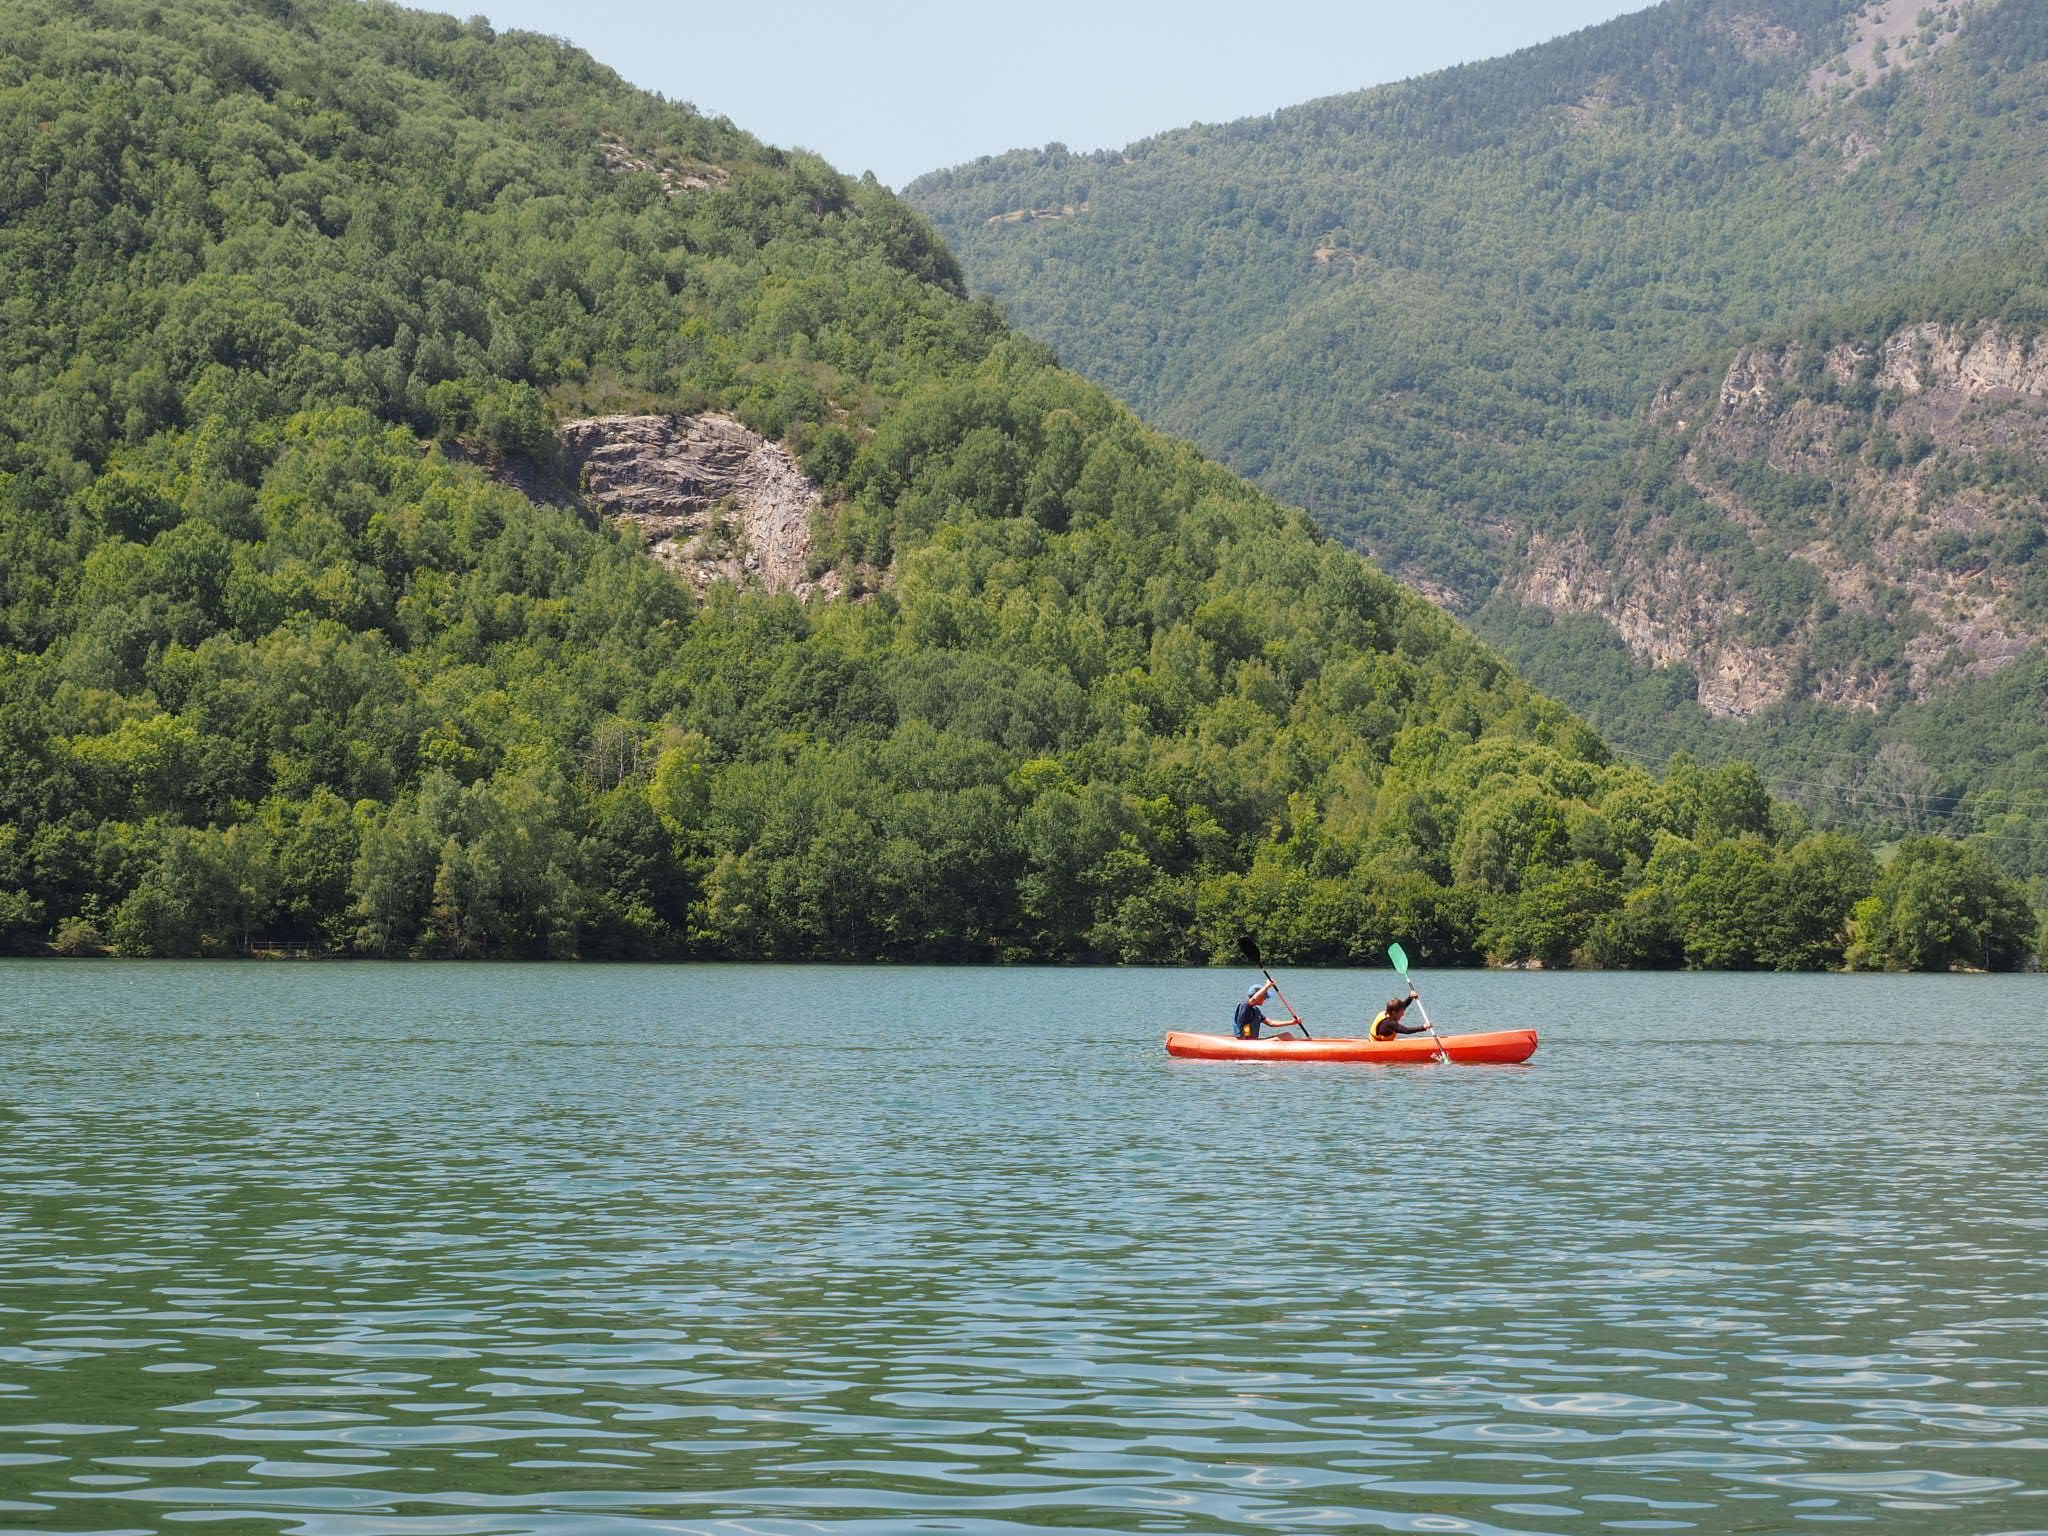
xmin=1 ymin=961 xmax=2044 ymax=1536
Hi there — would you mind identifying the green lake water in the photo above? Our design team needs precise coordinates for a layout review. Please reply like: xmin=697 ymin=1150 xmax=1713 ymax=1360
xmin=1 ymin=961 xmax=2044 ymax=1535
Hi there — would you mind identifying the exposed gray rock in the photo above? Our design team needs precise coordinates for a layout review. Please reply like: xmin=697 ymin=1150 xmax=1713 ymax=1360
xmin=1803 ymin=0 xmax=1976 ymax=100
xmin=1721 ymin=12 xmax=1801 ymax=63
xmin=599 ymin=138 xmax=727 ymax=196
xmin=1508 ymin=319 xmax=2048 ymax=714
xmin=560 ymin=413 xmax=840 ymax=600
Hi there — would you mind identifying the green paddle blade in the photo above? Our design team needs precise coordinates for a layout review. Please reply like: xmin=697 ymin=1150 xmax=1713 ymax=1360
xmin=1387 ymin=942 xmax=1410 ymax=976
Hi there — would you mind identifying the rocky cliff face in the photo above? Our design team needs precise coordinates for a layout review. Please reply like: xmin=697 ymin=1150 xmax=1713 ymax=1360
xmin=1502 ymin=321 xmax=2048 ymax=715
xmin=1508 ymin=528 xmax=1801 ymax=717
xmin=559 ymin=413 xmax=841 ymax=600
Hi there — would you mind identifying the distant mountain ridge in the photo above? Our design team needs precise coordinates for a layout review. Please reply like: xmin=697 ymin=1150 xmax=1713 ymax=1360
xmin=1476 ymin=241 xmax=2048 ymax=880
xmin=906 ymin=0 xmax=2048 ymax=877
xmin=906 ymin=0 xmax=2047 ymax=588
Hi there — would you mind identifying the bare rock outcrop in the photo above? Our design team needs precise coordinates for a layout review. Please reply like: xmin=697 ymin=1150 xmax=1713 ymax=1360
xmin=1510 ymin=317 xmax=2048 ymax=714
xmin=1722 ymin=13 xmax=1802 ymax=62
xmin=561 ymin=413 xmax=840 ymax=600
xmin=985 ymin=203 xmax=1087 ymax=226
xmin=1507 ymin=529 xmax=1799 ymax=718
xmin=599 ymin=138 xmax=728 ymax=196
xmin=1876 ymin=321 xmax=2048 ymax=398
xmin=1804 ymin=0 xmax=1976 ymax=100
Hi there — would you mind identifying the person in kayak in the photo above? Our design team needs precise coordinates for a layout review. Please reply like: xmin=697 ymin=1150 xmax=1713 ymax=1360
xmin=1234 ymin=981 xmax=1301 ymax=1039
xmin=1370 ymin=988 xmax=1426 ymax=1041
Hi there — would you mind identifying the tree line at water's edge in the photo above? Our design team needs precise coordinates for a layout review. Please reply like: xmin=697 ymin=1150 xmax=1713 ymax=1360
xmin=0 ymin=0 xmax=2039 ymax=970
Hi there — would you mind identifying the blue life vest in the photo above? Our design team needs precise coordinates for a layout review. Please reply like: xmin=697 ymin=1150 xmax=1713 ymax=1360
xmin=1233 ymin=999 xmax=1266 ymax=1039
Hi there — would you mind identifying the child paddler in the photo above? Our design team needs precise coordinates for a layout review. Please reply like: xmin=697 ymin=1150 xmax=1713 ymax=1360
xmin=1233 ymin=981 xmax=1302 ymax=1039
xmin=1370 ymin=988 xmax=1426 ymax=1041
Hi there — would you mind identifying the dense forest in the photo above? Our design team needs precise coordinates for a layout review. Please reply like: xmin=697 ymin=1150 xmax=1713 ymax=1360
xmin=0 ymin=0 xmax=2036 ymax=969
xmin=1476 ymin=235 xmax=2048 ymax=882
xmin=908 ymin=0 xmax=2048 ymax=598
xmin=906 ymin=0 xmax=2048 ymax=896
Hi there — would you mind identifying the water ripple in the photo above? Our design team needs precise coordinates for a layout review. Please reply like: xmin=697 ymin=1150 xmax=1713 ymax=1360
xmin=2 ymin=961 xmax=2044 ymax=1534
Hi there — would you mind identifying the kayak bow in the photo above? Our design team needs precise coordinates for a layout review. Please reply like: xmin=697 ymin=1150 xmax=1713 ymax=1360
xmin=1164 ymin=1027 xmax=1537 ymax=1065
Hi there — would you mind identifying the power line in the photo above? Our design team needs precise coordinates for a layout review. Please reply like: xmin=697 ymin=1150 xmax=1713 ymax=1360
xmin=1590 ymin=745 xmax=2048 ymax=846
xmin=1597 ymin=741 xmax=2048 ymax=814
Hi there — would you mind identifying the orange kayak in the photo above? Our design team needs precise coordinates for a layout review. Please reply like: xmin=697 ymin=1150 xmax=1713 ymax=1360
xmin=1164 ymin=1028 xmax=1538 ymax=1065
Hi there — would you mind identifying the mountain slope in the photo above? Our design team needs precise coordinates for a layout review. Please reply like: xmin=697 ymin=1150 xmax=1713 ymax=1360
xmin=1476 ymin=239 xmax=2048 ymax=878
xmin=906 ymin=0 xmax=2048 ymax=600
xmin=0 ymin=0 xmax=2031 ymax=969
xmin=1506 ymin=259 xmax=2048 ymax=719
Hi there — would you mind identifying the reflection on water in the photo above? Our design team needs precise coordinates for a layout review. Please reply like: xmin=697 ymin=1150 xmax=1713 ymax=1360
xmin=1 ymin=962 xmax=2044 ymax=1534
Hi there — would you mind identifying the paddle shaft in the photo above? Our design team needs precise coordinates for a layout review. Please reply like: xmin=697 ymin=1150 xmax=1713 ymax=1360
xmin=1388 ymin=943 xmax=1448 ymax=1063
xmin=1407 ymin=989 xmax=1449 ymax=1063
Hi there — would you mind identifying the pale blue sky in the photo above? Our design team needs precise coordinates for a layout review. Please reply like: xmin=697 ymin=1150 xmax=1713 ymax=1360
xmin=474 ymin=1 xmax=1659 ymax=188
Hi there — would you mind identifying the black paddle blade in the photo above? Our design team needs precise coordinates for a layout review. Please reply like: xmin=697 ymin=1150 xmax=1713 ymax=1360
xmin=1237 ymin=933 xmax=1263 ymax=968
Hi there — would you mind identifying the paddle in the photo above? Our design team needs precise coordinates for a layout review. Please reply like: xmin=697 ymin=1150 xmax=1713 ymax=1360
xmin=1237 ymin=934 xmax=1310 ymax=1039
xmin=1386 ymin=941 xmax=1448 ymax=1063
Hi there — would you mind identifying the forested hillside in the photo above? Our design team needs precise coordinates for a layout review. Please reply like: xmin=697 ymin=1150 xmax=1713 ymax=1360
xmin=906 ymin=0 xmax=2048 ymax=896
xmin=0 ymin=0 xmax=2033 ymax=969
xmin=909 ymin=0 xmax=2048 ymax=596
xmin=1480 ymin=238 xmax=2048 ymax=881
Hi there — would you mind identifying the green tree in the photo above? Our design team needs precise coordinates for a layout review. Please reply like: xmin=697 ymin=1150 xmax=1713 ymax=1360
xmin=1486 ymin=859 xmax=1619 ymax=968
xmin=1845 ymin=837 xmax=2038 ymax=971
xmin=1451 ymin=784 xmax=1570 ymax=893
xmin=1675 ymin=838 xmax=1779 ymax=970
xmin=0 ymin=886 xmax=46 ymax=955
xmin=1761 ymin=832 xmax=1878 ymax=971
